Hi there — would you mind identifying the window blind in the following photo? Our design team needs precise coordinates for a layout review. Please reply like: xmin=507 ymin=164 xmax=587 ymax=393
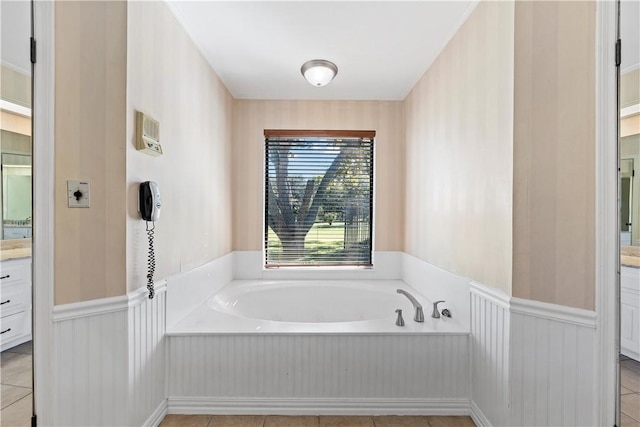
xmin=264 ymin=130 xmax=374 ymax=267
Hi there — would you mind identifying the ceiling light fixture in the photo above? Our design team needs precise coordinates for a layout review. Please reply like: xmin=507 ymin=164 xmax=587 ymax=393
xmin=300 ymin=59 xmax=338 ymax=87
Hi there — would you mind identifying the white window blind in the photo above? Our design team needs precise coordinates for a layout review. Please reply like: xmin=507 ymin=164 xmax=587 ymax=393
xmin=264 ymin=130 xmax=375 ymax=267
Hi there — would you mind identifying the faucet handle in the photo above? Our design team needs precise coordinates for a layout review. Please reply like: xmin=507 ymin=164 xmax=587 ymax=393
xmin=395 ymin=309 xmax=405 ymax=326
xmin=432 ymin=300 xmax=446 ymax=318
xmin=414 ymin=306 xmax=424 ymax=322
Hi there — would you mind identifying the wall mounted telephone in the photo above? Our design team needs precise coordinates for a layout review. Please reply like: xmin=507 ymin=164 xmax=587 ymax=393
xmin=139 ymin=181 xmax=161 ymax=299
xmin=139 ymin=181 xmax=161 ymax=221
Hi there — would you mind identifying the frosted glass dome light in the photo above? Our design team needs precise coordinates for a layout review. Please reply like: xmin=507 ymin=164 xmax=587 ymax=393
xmin=301 ymin=60 xmax=338 ymax=87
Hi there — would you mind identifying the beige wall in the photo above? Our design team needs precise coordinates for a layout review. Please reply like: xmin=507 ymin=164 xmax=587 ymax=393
xmin=1 ymin=64 xmax=31 ymax=108
xmin=126 ymin=1 xmax=234 ymax=292
xmin=54 ymin=1 xmax=128 ymax=304
xmin=404 ymin=1 xmax=514 ymax=294
xmin=512 ymin=1 xmax=596 ymax=310
xmin=622 ymin=115 xmax=640 ymax=138
xmin=232 ymin=100 xmax=404 ymax=252
xmin=0 ymin=111 xmax=31 ymax=136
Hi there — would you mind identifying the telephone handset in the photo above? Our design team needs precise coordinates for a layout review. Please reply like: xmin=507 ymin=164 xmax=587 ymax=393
xmin=139 ymin=181 xmax=161 ymax=299
xmin=139 ymin=181 xmax=161 ymax=221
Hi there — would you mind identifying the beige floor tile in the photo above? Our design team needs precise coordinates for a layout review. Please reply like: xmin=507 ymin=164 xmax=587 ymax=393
xmin=622 ymin=366 xmax=640 ymax=393
xmin=624 ymin=387 xmax=637 ymax=395
xmin=4 ymin=342 xmax=32 ymax=356
xmin=158 ymin=414 xmax=212 ymax=427
xmin=622 ymin=394 xmax=640 ymax=422
xmin=623 ymin=413 xmax=640 ymax=427
xmin=0 ymin=352 xmax=20 ymax=366
xmin=208 ymin=415 xmax=266 ymax=427
xmin=372 ymin=416 xmax=431 ymax=427
xmin=0 ymin=394 xmax=32 ymax=427
xmin=319 ymin=415 xmax=374 ymax=427
xmin=426 ymin=416 xmax=476 ymax=427
xmin=265 ymin=416 xmax=319 ymax=427
xmin=0 ymin=353 xmax=32 ymax=388
xmin=1 ymin=385 xmax=31 ymax=410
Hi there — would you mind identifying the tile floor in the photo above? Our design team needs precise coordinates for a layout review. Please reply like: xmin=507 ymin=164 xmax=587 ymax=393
xmin=158 ymin=415 xmax=476 ymax=427
xmin=0 ymin=341 xmax=33 ymax=427
xmin=622 ymin=355 xmax=640 ymax=426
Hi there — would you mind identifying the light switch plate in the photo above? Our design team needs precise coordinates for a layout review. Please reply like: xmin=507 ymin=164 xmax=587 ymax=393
xmin=67 ymin=180 xmax=90 ymax=208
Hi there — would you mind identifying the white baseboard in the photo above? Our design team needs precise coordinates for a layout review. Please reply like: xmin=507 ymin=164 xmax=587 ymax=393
xmin=144 ymin=399 xmax=168 ymax=427
xmin=469 ymin=400 xmax=492 ymax=427
xmin=167 ymin=397 xmax=471 ymax=416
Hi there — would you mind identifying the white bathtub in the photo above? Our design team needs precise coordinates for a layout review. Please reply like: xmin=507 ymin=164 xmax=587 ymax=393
xmin=168 ymin=279 xmax=467 ymax=335
xmin=166 ymin=275 xmax=472 ymax=414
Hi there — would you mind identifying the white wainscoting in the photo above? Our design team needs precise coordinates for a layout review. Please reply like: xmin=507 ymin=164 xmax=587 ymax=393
xmin=52 ymin=282 xmax=167 ymax=427
xmin=470 ymin=283 xmax=511 ymax=427
xmin=470 ymin=281 xmax=598 ymax=427
xmin=509 ymin=298 xmax=598 ymax=427
xmin=128 ymin=287 xmax=167 ymax=426
xmin=167 ymin=334 xmax=470 ymax=415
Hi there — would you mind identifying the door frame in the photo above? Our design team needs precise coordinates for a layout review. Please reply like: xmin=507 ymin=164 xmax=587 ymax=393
xmin=32 ymin=1 xmax=54 ymax=425
xmin=595 ymin=0 xmax=619 ymax=426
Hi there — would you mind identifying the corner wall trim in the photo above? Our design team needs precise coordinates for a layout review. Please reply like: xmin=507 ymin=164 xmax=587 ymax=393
xmin=52 ymin=280 xmax=167 ymax=322
xmin=469 ymin=400 xmax=492 ymax=427
xmin=469 ymin=281 xmax=510 ymax=309
xmin=167 ymin=397 xmax=471 ymax=416
xmin=143 ymin=399 xmax=168 ymax=427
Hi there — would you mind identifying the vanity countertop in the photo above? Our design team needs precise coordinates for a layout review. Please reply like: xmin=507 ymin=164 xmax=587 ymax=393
xmin=622 ymin=245 xmax=640 ymax=269
xmin=1 ymin=238 xmax=32 ymax=261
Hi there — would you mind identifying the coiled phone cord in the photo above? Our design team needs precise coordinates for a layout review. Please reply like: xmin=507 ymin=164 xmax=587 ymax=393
xmin=146 ymin=221 xmax=156 ymax=299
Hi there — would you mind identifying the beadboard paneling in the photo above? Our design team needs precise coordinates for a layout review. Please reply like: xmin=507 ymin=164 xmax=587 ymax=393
xmin=128 ymin=290 xmax=167 ymax=426
xmin=52 ymin=286 xmax=166 ymax=426
xmin=470 ymin=281 xmax=598 ymax=427
xmin=167 ymin=334 xmax=469 ymax=407
xmin=53 ymin=309 xmax=129 ymax=426
xmin=470 ymin=284 xmax=510 ymax=427
xmin=509 ymin=305 xmax=597 ymax=426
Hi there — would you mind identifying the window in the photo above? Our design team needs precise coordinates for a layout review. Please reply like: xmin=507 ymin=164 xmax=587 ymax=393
xmin=264 ymin=130 xmax=375 ymax=267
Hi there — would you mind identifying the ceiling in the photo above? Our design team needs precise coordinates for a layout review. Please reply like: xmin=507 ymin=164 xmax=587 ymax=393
xmin=2 ymin=1 xmax=638 ymax=100
xmin=166 ymin=1 xmax=477 ymax=101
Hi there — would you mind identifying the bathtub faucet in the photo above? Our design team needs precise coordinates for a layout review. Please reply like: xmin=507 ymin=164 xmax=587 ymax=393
xmin=396 ymin=289 xmax=424 ymax=322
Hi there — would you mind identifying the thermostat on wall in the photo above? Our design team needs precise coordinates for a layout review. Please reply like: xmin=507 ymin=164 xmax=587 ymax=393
xmin=136 ymin=111 xmax=163 ymax=156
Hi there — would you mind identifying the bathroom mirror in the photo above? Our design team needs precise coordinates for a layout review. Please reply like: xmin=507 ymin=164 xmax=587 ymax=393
xmin=1 ymin=130 xmax=32 ymax=240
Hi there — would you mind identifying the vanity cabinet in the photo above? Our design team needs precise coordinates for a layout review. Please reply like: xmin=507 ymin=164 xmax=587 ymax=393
xmin=0 ymin=258 xmax=32 ymax=351
xmin=621 ymin=266 xmax=640 ymax=361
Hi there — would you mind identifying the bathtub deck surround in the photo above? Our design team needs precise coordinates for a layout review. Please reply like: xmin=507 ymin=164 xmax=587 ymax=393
xmin=168 ymin=279 xmax=466 ymax=335
xmin=164 ymin=253 xmax=472 ymax=419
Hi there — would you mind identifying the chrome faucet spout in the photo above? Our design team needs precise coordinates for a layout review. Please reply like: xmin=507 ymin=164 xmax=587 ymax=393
xmin=396 ymin=289 xmax=424 ymax=322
